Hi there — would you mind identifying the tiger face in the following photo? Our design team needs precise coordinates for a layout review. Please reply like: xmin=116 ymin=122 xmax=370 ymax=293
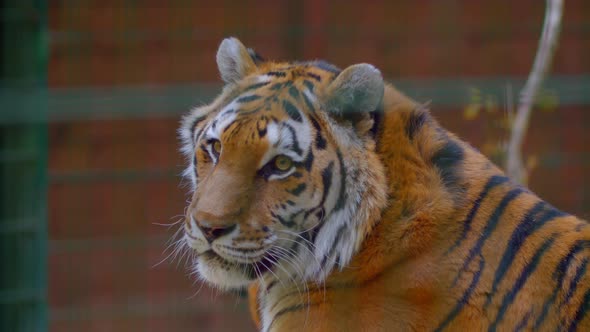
xmin=180 ymin=38 xmax=387 ymax=290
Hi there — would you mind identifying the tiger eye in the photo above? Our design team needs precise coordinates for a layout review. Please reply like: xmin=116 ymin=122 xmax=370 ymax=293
xmin=212 ymin=140 xmax=222 ymax=154
xmin=274 ymin=155 xmax=293 ymax=171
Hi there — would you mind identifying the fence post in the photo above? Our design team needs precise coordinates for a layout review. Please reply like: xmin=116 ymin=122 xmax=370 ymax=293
xmin=0 ymin=0 xmax=48 ymax=331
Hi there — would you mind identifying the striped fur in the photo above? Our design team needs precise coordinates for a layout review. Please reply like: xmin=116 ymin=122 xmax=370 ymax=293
xmin=178 ymin=38 xmax=590 ymax=331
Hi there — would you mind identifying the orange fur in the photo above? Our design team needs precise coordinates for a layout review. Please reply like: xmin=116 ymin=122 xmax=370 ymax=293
xmin=180 ymin=38 xmax=590 ymax=332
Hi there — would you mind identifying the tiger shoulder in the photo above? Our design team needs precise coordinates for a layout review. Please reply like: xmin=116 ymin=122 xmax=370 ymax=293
xmin=178 ymin=37 xmax=590 ymax=332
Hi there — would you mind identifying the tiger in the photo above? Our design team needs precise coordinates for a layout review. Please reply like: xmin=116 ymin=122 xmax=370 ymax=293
xmin=178 ymin=37 xmax=590 ymax=332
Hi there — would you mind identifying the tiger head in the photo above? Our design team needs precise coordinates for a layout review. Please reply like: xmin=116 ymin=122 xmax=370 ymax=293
xmin=179 ymin=37 xmax=388 ymax=290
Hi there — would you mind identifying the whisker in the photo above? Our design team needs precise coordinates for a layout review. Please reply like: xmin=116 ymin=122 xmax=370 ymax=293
xmin=273 ymin=235 xmax=332 ymax=278
xmin=258 ymin=258 xmax=289 ymax=291
xmin=153 ymin=226 xmax=186 ymax=268
xmin=275 ymin=229 xmax=317 ymax=250
xmin=152 ymin=218 xmax=184 ymax=228
xmin=268 ymin=245 xmax=312 ymax=328
xmin=273 ymin=235 xmax=329 ymax=308
xmin=187 ymin=279 xmax=207 ymax=300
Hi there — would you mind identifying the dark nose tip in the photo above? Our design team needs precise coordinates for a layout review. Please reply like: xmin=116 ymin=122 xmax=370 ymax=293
xmin=196 ymin=222 xmax=236 ymax=243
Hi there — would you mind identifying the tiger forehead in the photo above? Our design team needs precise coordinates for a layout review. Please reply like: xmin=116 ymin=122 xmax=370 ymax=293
xmin=228 ymin=63 xmax=339 ymax=120
xmin=238 ymin=62 xmax=339 ymax=96
xmin=260 ymin=61 xmax=340 ymax=83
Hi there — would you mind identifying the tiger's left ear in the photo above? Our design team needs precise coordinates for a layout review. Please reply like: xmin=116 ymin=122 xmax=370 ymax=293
xmin=324 ymin=64 xmax=384 ymax=135
xmin=216 ymin=37 xmax=258 ymax=84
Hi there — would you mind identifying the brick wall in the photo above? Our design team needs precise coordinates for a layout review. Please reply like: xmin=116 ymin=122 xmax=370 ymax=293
xmin=47 ymin=1 xmax=590 ymax=331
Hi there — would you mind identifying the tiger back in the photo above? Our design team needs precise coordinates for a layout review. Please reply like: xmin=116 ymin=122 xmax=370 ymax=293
xmin=178 ymin=37 xmax=590 ymax=332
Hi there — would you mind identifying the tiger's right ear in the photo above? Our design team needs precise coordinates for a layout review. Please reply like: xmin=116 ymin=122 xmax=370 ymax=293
xmin=324 ymin=63 xmax=384 ymax=116
xmin=216 ymin=37 xmax=258 ymax=84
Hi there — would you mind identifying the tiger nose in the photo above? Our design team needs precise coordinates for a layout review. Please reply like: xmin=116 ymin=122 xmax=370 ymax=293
xmin=196 ymin=221 xmax=237 ymax=243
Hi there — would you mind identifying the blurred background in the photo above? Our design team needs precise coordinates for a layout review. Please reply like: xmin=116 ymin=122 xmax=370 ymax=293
xmin=1 ymin=1 xmax=588 ymax=331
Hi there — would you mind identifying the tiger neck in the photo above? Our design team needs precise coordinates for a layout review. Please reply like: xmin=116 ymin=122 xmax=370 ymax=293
xmin=325 ymin=84 xmax=496 ymax=285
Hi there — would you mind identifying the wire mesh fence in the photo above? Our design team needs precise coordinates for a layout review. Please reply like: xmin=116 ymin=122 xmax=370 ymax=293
xmin=1 ymin=1 xmax=589 ymax=331
xmin=1 ymin=1 xmax=48 ymax=331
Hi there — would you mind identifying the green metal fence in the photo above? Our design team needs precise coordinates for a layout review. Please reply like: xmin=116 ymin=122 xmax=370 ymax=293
xmin=1 ymin=1 xmax=48 ymax=331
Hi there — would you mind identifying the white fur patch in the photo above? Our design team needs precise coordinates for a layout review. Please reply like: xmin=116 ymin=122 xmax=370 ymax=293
xmin=207 ymin=101 xmax=239 ymax=139
xmin=196 ymin=259 xmax=251 ymax=290
xmin=179 ymin=104 xmax=217 ymax=191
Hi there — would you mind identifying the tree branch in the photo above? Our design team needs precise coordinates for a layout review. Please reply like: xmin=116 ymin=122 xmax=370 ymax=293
xmin=505 ymin=0 xmax=563 ymax=184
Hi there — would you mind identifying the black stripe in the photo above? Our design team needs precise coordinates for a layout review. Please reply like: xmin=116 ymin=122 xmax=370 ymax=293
xmin=309 ymin=116 xmax=327 ymax=150
xmin=276 ymin=215 xmax=295 ymax=228
xmin=237 ymin=94 xmax=262 ymax=103
xmin=334 ymin=149 xmax=347 ymax=211
xmin=405 ymin=110 xmax=427 ymax=140
xmin=193 ymin=155 xmax=198 ymax=179
xmin=434 ymin=255 xmax=484 ymax=332
xmin=302 ymin=161 xmax=333 ymax=222
xmin=307 ymin=215 xmax=323 ymax=244
xmin=267 ymin=303 xmax=319 ymax=332
xmin=369 ymin=108 xmax=383 ymax=139
xmin=487 ymin=201 xmax=563 ymax=306
xmin=288 ymin=209 xmax=304 ymax=222
xmin=319 ymin=162 xmax=334 ymax=207
xmin=299 ymin=218 xmax=315 ymax=245
xmin=301 ymin=149 xmax=314 ymax=172
xmin=301 ymin=88 xmax=317 ymax=114
xmin=190 ymin=115 xmax=207 ymax=138
xmin=513 ymin=310 xmax=531 ymax=332
xmin=319 ymin=224 xmax=346 ymax=270
xmin=273 ymin=212 xmax=296 ymax=228
xmin=288 ymin=85 xmax=300 ymax=100
xmin=287 ymin=183 xmax=306 ymax=196
xmin=270 ymin=82 xmax=284 ymax=91
xmin=431 ymin=139 xmax=464 ymax=187
xmin=488 ymin=235 xmax=556 ymax=332
xmin=563 ymin=257 xmax=589 ymax=307
xmin=267 ymin=71 xmax=286 ymax=77
xmin=555 ymin=240 xmax=590 ymax=283
xmin=237 ymin=106 xmax=263 ymax=116
xmin=446 ymin=175 xmax=509 ymax=255
xmin=302 ymin=79 xmax=315 ymax=92
xmin=282 ymin=123 xmax=303 ymax=156
xmin=306 ymin=72 xmax=322 ymax=82
xmin=568 ymin=287 xmax=590 ymax=332
xmin=257 ymin=121 xmax=267 ymax=137
xmin=199 ymin=145 xmax=209 ymax=156
xmin=454 ymin=188 xmax=524 ymax=286
xmin=553 ymin=240 xmax=590 ymax=279
xmin=194 ymin=127 xmax=204 ymax=144
xmin=266 ymin=279 xmax=278 ymax=292
xmin=535 ymin=239 xmax=590 ymax=329
xmin=243 ymin=81 xmax=270 ymax=92
xmin=223 ymin=120 xmax=242 ymax=139
xmin=282 ymin=100 xmax=303 ymax=122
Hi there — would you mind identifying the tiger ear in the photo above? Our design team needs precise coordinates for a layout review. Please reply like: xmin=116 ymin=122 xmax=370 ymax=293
xmin=216 ymin=37 xmax=258 ymax=84
xmin=324 ymin=63 xmax=384 ymax=118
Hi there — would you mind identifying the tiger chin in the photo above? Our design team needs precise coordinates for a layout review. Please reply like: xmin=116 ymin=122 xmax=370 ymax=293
xmin=178 ymin=37 xmax=590 ymax=332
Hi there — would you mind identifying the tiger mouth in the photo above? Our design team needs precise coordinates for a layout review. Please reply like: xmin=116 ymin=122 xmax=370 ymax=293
xmin=201 ymin=250 xmax=277 ymax=279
